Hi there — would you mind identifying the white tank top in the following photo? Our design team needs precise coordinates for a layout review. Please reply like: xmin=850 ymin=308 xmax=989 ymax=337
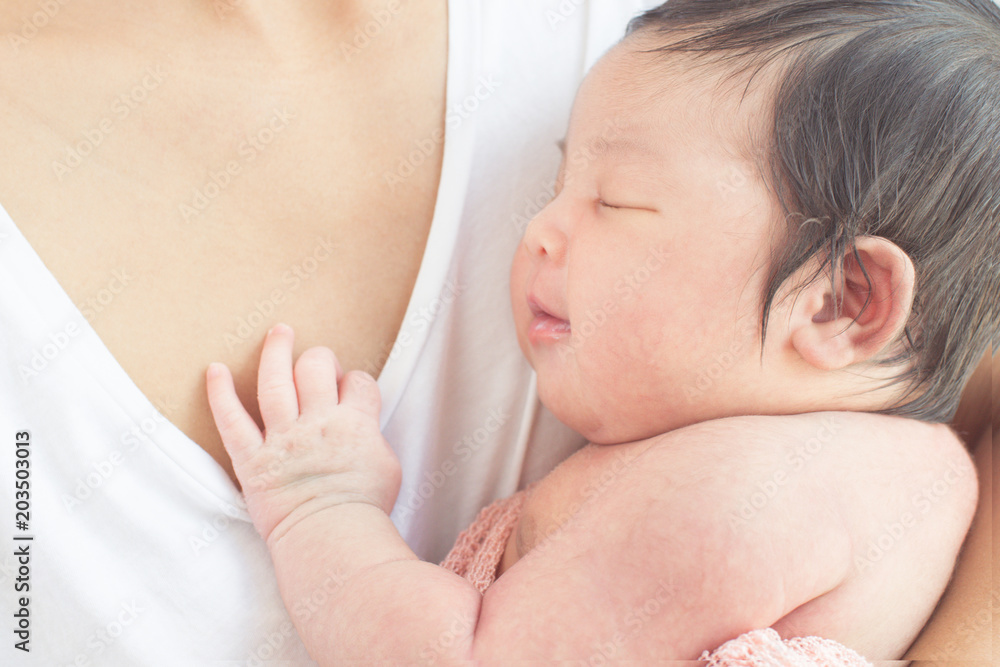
xmin=0 ymin=1 xmax=659 ymax=663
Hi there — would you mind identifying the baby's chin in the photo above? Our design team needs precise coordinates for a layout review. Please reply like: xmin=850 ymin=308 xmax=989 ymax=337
xmin=535 ymin=379 xmax=593 ymax=437
xmin=536 ymin=382 xmax=640 ymax=445
xmin=537 ymin=378 xmax=708 ymax=446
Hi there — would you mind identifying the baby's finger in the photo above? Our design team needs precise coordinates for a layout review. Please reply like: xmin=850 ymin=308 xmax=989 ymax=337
xmin=338 ymin=370 xmax=382 ymax=421
xmin=294 ymin=346 xmax=343 ymax=417
xmin=206 ymin=363 xmax=264 ymax=457
xmin=257 ymin=324 xmax=299 ymax=433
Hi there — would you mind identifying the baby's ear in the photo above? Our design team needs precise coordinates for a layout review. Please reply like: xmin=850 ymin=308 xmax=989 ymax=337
xmin=788 ymin=236 xmax=915 ymax=371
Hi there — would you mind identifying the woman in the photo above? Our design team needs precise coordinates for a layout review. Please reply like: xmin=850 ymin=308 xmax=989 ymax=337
xmin=905 ymin=350 xmax=997 ymax=663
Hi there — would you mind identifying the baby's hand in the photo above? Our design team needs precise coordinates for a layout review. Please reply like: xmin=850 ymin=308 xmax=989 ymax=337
xmin=205 ymin=324 xmax=401 ymax=547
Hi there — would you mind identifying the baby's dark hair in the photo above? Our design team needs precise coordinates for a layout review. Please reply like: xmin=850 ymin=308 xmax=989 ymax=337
xmin=629 ymin=0 xmax=1000 ymax=422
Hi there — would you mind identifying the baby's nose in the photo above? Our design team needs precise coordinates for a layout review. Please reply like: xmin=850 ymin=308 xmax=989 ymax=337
xmin=522 ymin=205 xmax=568 ymax=266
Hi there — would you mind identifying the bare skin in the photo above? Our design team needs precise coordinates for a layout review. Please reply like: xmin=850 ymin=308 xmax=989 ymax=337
xmin=206 ymin=327 xmax=977 ymax=662
xmin=904 ymin=350 xmax=997 ymax=663
xmin=0 ymin=0 xmax=447 ymax=485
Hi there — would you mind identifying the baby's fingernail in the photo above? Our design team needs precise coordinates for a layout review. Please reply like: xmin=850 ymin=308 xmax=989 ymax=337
xmin=269 ymin=323 xmax=291 ymax=336
xmin=207 ymin=363 xmax=224 ymax=380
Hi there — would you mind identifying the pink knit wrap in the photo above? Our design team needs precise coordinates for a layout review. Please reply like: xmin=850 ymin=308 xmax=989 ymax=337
xmin=440 ymin=487 xmax=530 ymax=594
xmin=440 ymin=491 xmax=874 ymax=666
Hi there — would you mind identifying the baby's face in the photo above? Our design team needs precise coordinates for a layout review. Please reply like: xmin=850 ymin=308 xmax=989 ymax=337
xmin=511 ymin=35 xmax=783 ymax=443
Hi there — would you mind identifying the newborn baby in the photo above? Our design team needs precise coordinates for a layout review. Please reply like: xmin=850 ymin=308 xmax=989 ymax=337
xmin=204 ymin=0 xmax=996 ymax=662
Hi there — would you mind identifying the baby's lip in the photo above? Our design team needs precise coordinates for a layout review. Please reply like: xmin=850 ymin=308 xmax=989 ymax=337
xmin=527 ymin=294 xmax=568 ymax=324
xmin=527 ymin=293 xmax=571 ymax=343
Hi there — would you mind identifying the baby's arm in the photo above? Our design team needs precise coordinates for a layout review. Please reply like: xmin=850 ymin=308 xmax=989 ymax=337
xmin=206 ymin=325 xmax=973 ymax=663
xmin=207 ymin=325 xmax=484 ymax=663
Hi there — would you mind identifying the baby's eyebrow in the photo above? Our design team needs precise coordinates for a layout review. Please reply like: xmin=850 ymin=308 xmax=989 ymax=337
xmin=555 ymin=136 xmax=656 ymax=162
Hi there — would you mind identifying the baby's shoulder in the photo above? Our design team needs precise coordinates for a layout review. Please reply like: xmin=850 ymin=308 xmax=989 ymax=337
xmin=722 ymin=412 xmax=979 ymax=538
xmin=655 ymin=411 xmax=977 ymax=552
xmin=655 ymin=411 xmax=975 ymax=501
xmin=496 ymin=412 xmax=974 ymax=657
xmin=654 ymin=412 xmax=977 ymax=658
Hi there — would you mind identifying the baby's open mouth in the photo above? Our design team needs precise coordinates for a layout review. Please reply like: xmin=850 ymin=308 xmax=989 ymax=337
xmin=527 ymin=296 xmax=571 ymax=342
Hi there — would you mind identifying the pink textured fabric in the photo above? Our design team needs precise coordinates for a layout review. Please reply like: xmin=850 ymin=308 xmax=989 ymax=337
xmin=441 ymin=492 xmax=874 ymax=666
xmin=439 ymin=487 xmax=529 ymax=594
xmin=702 ymin=628 xmax=873 ymax=666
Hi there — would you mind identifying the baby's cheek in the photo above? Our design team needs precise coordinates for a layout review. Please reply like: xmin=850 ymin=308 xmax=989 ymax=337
xmin=597 ymin=298 xmax=708 ymax=420
xmin=590 ymin=309 xmax=666 ymax=401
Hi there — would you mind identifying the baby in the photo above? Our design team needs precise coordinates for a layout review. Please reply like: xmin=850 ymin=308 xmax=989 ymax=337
xmin=205 ymin=0 xmax=997 ymax=663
